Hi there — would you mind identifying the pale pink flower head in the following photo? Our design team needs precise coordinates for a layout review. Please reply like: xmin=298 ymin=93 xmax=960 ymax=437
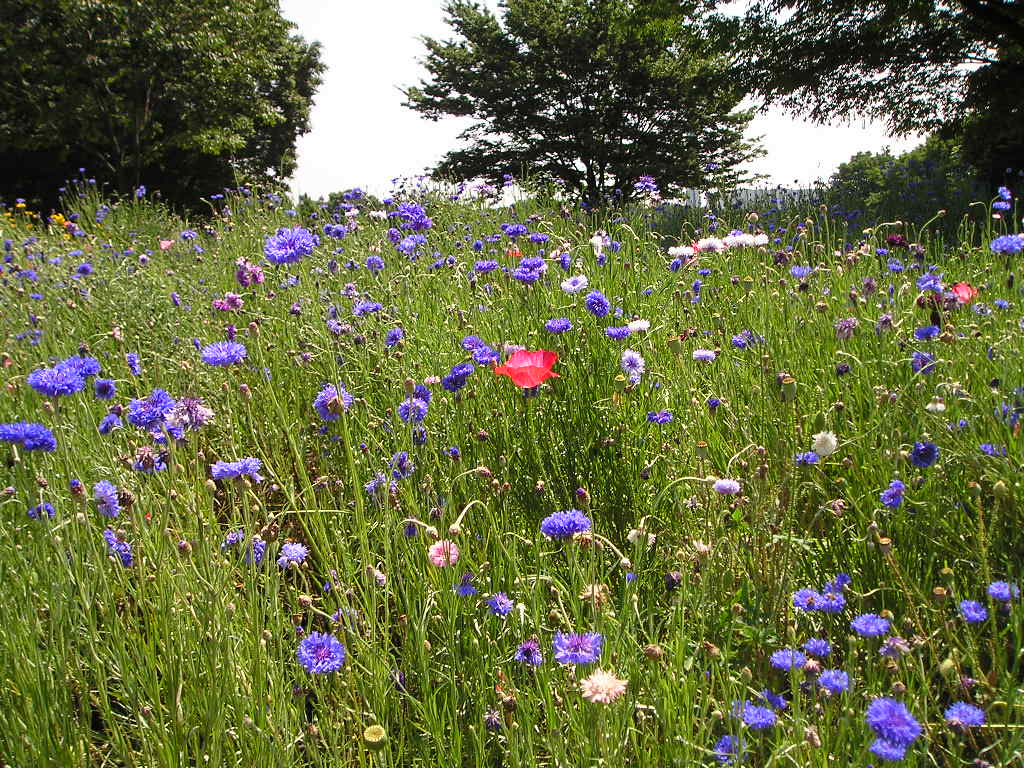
xmin=159 ymin=239 xmax=175 ymax=251
xmin=580 ymin=669 xmax=628 ymax=704
xmin=427 ymin=539 xmax=459 ymax=567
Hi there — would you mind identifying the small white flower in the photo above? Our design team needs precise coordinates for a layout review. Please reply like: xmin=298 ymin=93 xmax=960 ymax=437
xmin=811 ymin=431 xmax=839 ymax=457
xmin=696 ymin=237 xmax=725 ymax=252
xmin=626 ymin=319 xmax=650 ymax=332
xmin=668 ymin=245 xmax=695 ymax=258
xmin=561 ymin=274 xmax=589 ymax=293
xmin=925 ymin=396 xmax=946 ymax=413
xmin=589 ymin=231 xmax=606 ymax=256
xmin=753 ymin=233 xmax=770 ymax=246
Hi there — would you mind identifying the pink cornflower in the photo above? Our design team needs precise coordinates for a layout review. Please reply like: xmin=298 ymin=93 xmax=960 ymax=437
xmin=427 ymin=539 xmax=459 ymax=567
xmin=580 ymin=669 xmax=628 ymax=704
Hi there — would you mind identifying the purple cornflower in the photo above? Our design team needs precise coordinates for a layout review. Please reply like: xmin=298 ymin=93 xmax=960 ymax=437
xmin=988 ymin=581 xmax=1020 ymax=602
xmin=93 ymin=378 xmax=116 ymax=400
xmin=397 ymin=397 xmax=429 ymax=424
xmin=803 ymin=638 xmax=831 ymax=657
xmin=515 ymin=638 xmax=543 ymax=666
xmin=385 ymin=328 xmax=404 ymax=347
xmin=277 ymin=541 xmax=309 ymax=569
xmin=713 ymin=478 xmax=741 ymax=495
xmin=441 ymin=362 xmax=474 ymax=393
xmin=692 ymin=349 xmax=717 ymax=362
xmin=818 ymin=669 xmax=849 ymax=695
xmin=851 ymin=613 xmax=891 ymax=637
xmin=552 ymin=631 xmax=603 ymax=665
xmin=960 ymin=600 xmax=988 ymax=623
xmin=605 ymin=325 xmax=632 ymax=340
xmin=620 ymin=349 xmax=645 ymax=379
xmin=296 ymin=632 xmax=345 ymax=673
xmin=909 ymin=441 xmax=938 ymax=468
xmin=93 ymin=481 xmax=120 ymax=517
xmin=201 ymin=341 xmax=246 ymax=367
xmin=545 ymin=317 xmax=572 ymax=333
xmin=647 ymin=410 xmax=673 ymax=424
xmin=911 ymin=351 xmax=935 ymax=375
xmin=834 ymin=317 xmax=859 ymax=340
xmin=584 ymin=290 xmax=611 ymax=317
xmin=313 ymin=383 xmax=353 ymax=421
xmin=210 ymin=457 xmax=264 ymax=483
xmin=486 ymin=593 xmax=515 ymax=617
xmin=795 ymin=451 xmax=819 ymax=465
xmin=770 ymin=649 xmax=806 ymax=671
xmin=454 ymin=573 xmax=477 ymax=597
xmin=126 ymin=353 xmax=141 ymax=376
xmin=103 ymin=529 xmax=133 ymax=567
xmin=944 ymin=702 xmax=985 ymax=729
xmin=712 ymin=734 xmax=745 ymax=765
xmin=880 ymin=480 xmax=905 ymax=508
xmin=733 ymin=700 xmax=776 ymax=729
xmin=28 ymin=502 xmax=55 ymax=520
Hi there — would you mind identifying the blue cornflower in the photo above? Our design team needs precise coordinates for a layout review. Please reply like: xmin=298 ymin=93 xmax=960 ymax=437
xmin=93 ymin=480 xmax=120 ymax=517
xmin=514 ymin=638 xmax=543 ymax=666
xmin=909 ymin=441 xmax=938 ymax=468
xmin=960 ymin=600 xmax=987 ymax=623
xmin=385 ymin=328 xmax=404 ymax=347
xmin=60 ymin=356 xmax=100 ymax=379
xmin=221 ymin=529 xmax=246 ymax=551
xmin=441 ymin=362 xmax=474 ymax=393
xmin=795 ymin=451 xmax=819 ymax=465
xmin=979 ymin=443 xmax=1006 ymax=457
xmin=277 ymin=541 xmax=309 ymax=569
xmin=913 ymin=325 xmax=940 ymax=341
xmin=584 ymin=290 xmax=611 ymax=317
xmin=790 ymin=265 xmax=813 ymax=279
xmin=210 ymin=457 xmax=264 ymax=483
xmin=944 ymin=702 xmax=985 ymax=729
xmin=552 ymin=631 xmax=603 ymax=665
xmin=712 ymin=734 xmax=746 ymax=765
xmin=454 ymin=573 xmax=477 ymax=597
xmin=313 ymin=383 xmax=353 ymax=421
xmin=770 ymin=649 xmax=806 ymax=671
xmin=759 ymin=689 xmax=788 ymax=710
xmin=103 ymin=529 xmax=133 ymax=567
xmin=818 ymin=669 xmax=849 ymax=695
xmin=866 ymin=698 xmax=921 ymax=755
xmin=916 ymin=272 xmax=943 ymax=293
xmin=647 ymin=410 xmax=673 ymax=424
xmin=98 ymin=413 xmax=121 ymax=434
xmin=201 ymin=341 xmax=246 ymax=366
xmin=390 ymin=451 xmax=414 ymax=480
xmin=472 ymin=345 xmax=499 ymax=365
xmin=296 ymin=632 xmax=345 ymax=674
xmin=127 ymin=389 xmax=175 ymax=430
xmin=93 ymin=378 xmax=116 ymax=400
xmin=126 ymin=353 xmax=141 ymax=376
xmin=474 ymin=259 xmax=499 ymax=273
xmin=27 ymin=365 xmax=85 ymax=397
xmin=990 ymin=234 xmax=1024 ymax=254
xmin=540 ymin=509 xmax=591 ymax=539
xmin=28 ymin=502 xmax=55 ymax=519
xmin=620 ymin=349 xmax=645 ymax=379
xmin=803 ymin=638 xmax=831 ymax=657
xmin=486 ymin=593 xmax=515 ymax=617
xmin=398 ymin=397 xmax=428 ymax=424
xmin=545 ymin=317 xmax=572 ymax=333
xmin=851 ymin=613 xmax=890 ymax=637
xmin=733 ymin=700 xmax=776 ymax=729
xmin=605 ymin=325 xmax=632 ymax=340
xmin=0 ymin=422 xmax=57 ymax=452
xmin=353 ymin=300 xmax=383 ymax=316
xmin=911 ymin=351 xmax=935 ymax=374
xmin=988 ymin=581 xmax=1020 ymax=602
xmin=264 ymin=226 xmax=316 ymax=265
xmin=880 ymin=480 xmax=906 ymax=509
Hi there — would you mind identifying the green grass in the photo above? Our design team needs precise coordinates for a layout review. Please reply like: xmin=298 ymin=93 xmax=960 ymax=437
xmin=0 ymin=180 xmax=1021 ymax=766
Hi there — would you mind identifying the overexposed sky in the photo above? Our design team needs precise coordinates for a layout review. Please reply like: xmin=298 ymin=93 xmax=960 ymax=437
xmin=280 ymin=0 xmax=920 ymax=199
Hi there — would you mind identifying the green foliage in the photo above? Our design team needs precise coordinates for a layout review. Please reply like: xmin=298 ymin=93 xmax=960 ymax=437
xmin=825 ymin=135 xmax=988 ymax=227
xmin=0 ymin=0 xmax=324 ymax=210
xmin=0 ymin=182 xmax=1022 ymax=766
xmin=404 ymin=0 xmax=761 ymax=204
xmin=740 ymin=0 xmax=1024 ymax=184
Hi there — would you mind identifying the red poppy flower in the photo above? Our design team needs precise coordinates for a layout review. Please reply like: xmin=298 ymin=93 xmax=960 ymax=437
xmin=952 ymin=282 xmax=977 ymax=304
xmin=494 ymin=349 xmax=559 ymax=388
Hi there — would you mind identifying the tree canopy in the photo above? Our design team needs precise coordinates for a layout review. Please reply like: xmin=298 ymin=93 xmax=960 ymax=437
xmin=739 ymin=0 xmax=1024 ymax=183
xmin=403 ymin=0 xmax=760 ymax=204
xmin=0 ymin=0 xmax=324 ymax=210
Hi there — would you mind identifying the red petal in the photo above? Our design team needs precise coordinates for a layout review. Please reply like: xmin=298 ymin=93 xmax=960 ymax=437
xmin=494 ymin=349 xmax=559 ymax=388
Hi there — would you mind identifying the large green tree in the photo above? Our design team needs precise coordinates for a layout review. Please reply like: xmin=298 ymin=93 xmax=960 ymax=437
xmin=739 ymin=0 xmax=1024 ymax=185
xmin=0 ymin=0 xmax=324 ymax=210
xmin=403 ymin=0 xmax=760 ymax=205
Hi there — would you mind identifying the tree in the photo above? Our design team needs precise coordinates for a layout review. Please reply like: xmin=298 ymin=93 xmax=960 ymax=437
xmin=739 ymin=0 xmax=1024 ymax=185
xmin=0 ymin=0 xmax=324 ymax=210
xmin=403 ymin=0 xmax=760 ymax=205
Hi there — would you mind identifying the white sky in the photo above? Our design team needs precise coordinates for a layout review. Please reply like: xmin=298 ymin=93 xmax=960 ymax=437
xmin=280 ymin=0 xmax=920 ymax=199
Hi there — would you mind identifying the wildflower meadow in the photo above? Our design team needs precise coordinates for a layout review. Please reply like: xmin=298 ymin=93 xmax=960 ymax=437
xmin=0 ymin=177 xmax=1021 ymax=766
